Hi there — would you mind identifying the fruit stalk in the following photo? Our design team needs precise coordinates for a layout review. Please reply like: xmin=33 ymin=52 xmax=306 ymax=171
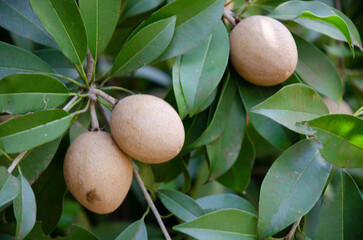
xmin=90 ymin=101 xmax=100 ymax=130
xmin=133 ymin=166 xmax=172 ymax=240
xmin=223 ymin=8 xmax=236 ymax=26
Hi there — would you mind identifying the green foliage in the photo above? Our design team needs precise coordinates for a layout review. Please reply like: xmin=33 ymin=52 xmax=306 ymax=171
xmin=0 ymin=0 xmax=362 ymax=239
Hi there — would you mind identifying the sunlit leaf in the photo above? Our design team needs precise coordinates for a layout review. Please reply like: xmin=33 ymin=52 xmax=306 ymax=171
xmin=251 ymin=84 xmax=329 ymax=133
xmin=300 ymin=114 xmax=363 ymax=168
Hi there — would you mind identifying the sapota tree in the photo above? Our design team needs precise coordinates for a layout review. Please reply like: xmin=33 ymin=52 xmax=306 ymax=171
xmin=0 ymin=0 xmax=362 ymax=239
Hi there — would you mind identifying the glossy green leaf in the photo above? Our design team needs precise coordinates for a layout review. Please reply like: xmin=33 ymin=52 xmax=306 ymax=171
xmin=0 ymin=41 xmax=54 ymax=79
xmin=14 ymin=170 xmax=36 ymax=240
xmin=29 ymin=0 xmax=87 ymax=65
xmin=206 ymin=89 xmax=245 ymax=180
xmin=174 ymin=209 xmax=257 ymax=240
xmin=131 ymin=0 xmax=224 ymax=62
xmin=149 ymin=157 xmax=183 ymax=183
xmin=196 ymin=193 xmax=257 ymax=216
xmin=179 ymin=21 xmax=229 ymax=116
xmin=0 ymin=0 xmax=57 ymax=48
xmin=294 ymin=34 xmax=343 ymax=104
xmin=251 ymin=84 xmax=329 ymax=133
xmin=156 ymin=189 xmax=205 ymax=222
xmin=217 ymin=133 xmax=255 ymax=192
xmin=0 ymin=74 xmax=70 ymax=114
xmin=0 ymin=167 xmax=19 ymax=210
xmin=300 ymin=114 xmax=363 ymax=168
xmin=79 ymin=0 xmax=121 ymax=59
xmin=34 ymin=49 xmax=78 ymax=79
xmin=19 ymin=138 xmax=61 ymax=183
xmin=258 ymin=139 xmax=332 ymax=239
xmin=269 ymin=0 xmax=362 ymax=51
xmin=172 ymin=56 xmax=189 ymax=119
xmin=190 ymin=72 xmax=236 ymax=148
xmin=238 ymin=77 xmax=292 ymax=149
xmin=115 ymin=219 xmax=147 ymax=240
xmin=59 ymin=225 xmax=100 ymax=240
xmin=32 ymin=136 xmax=68 ymax=234
xmin=122 ymin=0 xmax=164 ymax=19
xmin=110 ymin=16 xmax=176 ymax=76
xmin=316 ymin=170 xmax=363 ymax=240
xmin=0 ymin=110 xmax=72 ymax=153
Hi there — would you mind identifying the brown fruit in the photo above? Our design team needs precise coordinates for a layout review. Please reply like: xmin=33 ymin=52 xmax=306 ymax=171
xmin=110 ymin=94 xmax=185 ymax=164
xmin=63 ymin=131 xmax=133 ymax=214
xmin=323 ymin=97 xmax=353 ymax=114
xmin=230 ymin=15 xmax=298 ymax=86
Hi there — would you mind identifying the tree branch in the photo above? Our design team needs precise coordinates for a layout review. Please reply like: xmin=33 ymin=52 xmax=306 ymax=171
xmin=133 ymin=167 xmax=172 ymax=240
xmin=285 ymin=217 xmax=302 ymax=240
xmin=86 ymin=49 xmax=95 ymax=82
xmin=7 ymin=151 xmax=27 ymax=174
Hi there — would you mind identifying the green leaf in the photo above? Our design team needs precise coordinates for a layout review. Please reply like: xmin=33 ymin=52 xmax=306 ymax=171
xmin=251 ymin=84 xmax=329 ymax=133
xmin=110 ymin=16 xmax=176 ymax=76
xmin=0 ymin=166 xmax=19 ymax=210
xmin=294 ymin=34 xmax=343 ymax=104
xmin=190 ymin=71 xmax=236 ymax=148
xmin=115 ymin=219 xmax=147 ymax=240
xmin=0 ymin=74 xmax=70 ymax=114
xmin=0 ymin=110 xmax=72 ymax=153
xmin=58 ymin=225 xmax=100 ymax=240
xmin=172 ymin=56 xmax=189 ymax=119
xmin=300 ymin=114 xmax=363 ymax=168
xmin=269 ymin=0 xmax=362 ymax=51
xmin=174 ymin=209 xmax=257 ymax=240
xmin=0 ymin=41 xmax=54 ymax=79
xmin=156 ymin=189 xmax=205 ymax=222
xmin=316 ymin=170 xmax=363 ymax=240
xmin=206 ymin=88 xmax=245 ymax=180
xmin=79 ymin=0 xmax=122 ymax=59
xmin=0 ymin=0 xmax=57 ymax=48
xmin=238 ymin=76 xmax=292 ymax=149
xmin=32 ymin=136 xmax=69 ymax=234
xmin=179 ymin=21 xmax=229 ymax=116
xmin=257 ymin=139 xmax=332 ymax=240
xmin=24 ymin=222 xmax=51 ymax=240
xmin=14 ymin=170 xmax=36 ymax=240
xmin=217 ymin=133 xmax=255 ymax=193
xmin=196 ymin=193 xmax=257 ymax=216
xmin=122 ymin=0 xmax=163 ymax=19
xmin=19 ymin=138 xmax=61 ymax=183
xmin=29 ymin=0 xmax=88 ymax=65
xmin=131 ymin=0 xmax=224 ymax=62
xmin=34 ymin=49 xmax=78 ymax=79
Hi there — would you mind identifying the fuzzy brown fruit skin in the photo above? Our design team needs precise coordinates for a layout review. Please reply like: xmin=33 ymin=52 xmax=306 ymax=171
xmin=230 ymin=15 xmax=298 ymax=86
xmin=63 ymin=131 xmax=133 ymax=214
xmin=323 ymin=97 xmax=353 ymax=114
xmin=110 ymin=94 xmax=185 ymax=164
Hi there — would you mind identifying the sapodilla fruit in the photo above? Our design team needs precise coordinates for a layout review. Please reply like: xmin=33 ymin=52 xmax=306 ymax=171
xmin=230 ymin=15 xmax=298 ymax=86
xmin=323 ymin=97 xmax=353 ymax=114
xmin=110 ymin=94 xmax=185 ymax=164
xmin=63 ymin=131 xmax=133 ymax=214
